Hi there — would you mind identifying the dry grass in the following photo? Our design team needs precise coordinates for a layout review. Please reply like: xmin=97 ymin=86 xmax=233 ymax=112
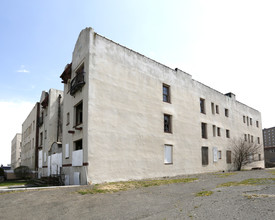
xmin=217 ymin=178 xmax=275 ymax=188
xmin=213 ymin=172 xmax=237 ymax=178
xmin=195 ymin=190 xmax=213 ymax=197
xmin=78 ymin=178 xmax=197 ymax=195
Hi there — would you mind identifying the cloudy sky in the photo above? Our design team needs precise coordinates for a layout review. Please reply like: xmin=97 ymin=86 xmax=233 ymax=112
xmin=1 ymin=0 xmax=275 ymax=165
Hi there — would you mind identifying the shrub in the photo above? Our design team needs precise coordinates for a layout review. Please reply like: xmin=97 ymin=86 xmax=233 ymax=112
xmin=14 ymin=166 xmax=31 ymax=179
xmin=0 ymin=167 xmax=4 ymax=177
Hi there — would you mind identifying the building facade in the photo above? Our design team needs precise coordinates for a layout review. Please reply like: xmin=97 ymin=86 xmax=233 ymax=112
xmin=37 ymin=89 xmax=63 ymax=177
xmin=263 ymin=127 xmax=275 ymax=167
xmin=60 ymin=28 xmax=264 ymax=185
xmin=21 ymin=103 xmax=40 ymax=170
xmin=11 ymin=133 xmax=22 ymax=169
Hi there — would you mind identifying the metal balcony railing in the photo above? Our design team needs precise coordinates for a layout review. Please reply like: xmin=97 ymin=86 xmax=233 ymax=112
xmin=70 ymin=71 xmax=85 ymax=95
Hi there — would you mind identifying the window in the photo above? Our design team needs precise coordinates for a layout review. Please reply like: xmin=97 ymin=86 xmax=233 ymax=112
xmin=244 ymin=134 xmax=247 ymax=141
xmin=225 ymin=108 xmax=229 ymax=117
xmin=217 ymin=127 xmax=221 ymax=137
xmin=74 ymin=139 xmax=83 ymax=151
xmin=226 ymin=129 xmax=230 ymax=138
xmin=163 ymin=84 xmax=170 ymax=103
xmin=243 ymin=116 xmax=246 ymax=123
xmin=257 ymin=137 xmax=260 ymax=144
xmin=201 ymin=147 xmax=209 ymax=165
xmin=65 ymin=144 xmax=69 ymax=158
xmin=213 ymin=125 xmax=216 ymax=137
xmin=164 ymin=145 xmax=173 ymax=164
xmin=66 ymin=112 xmax=70 ymax=126
xmin=250 ymin=118 xmax=252 ymax=125
xmin=248 ymin=134 xmax=250 ymax=143
xmin=218 ymin=151 xmax=222 ymax=159
xmin=201 ymin=123 xmax=207 ymax=139
xmin=40 ymin=132 xmax=43 ymax=146
xmin=45 ymin=130 xmax=47 ymax=139
xmin=258 ymin=154 xmax=261 ymax=161
xmin=211 ymin=103 xmax=215 ymax=114
xmin=164 ymin=114 xmax=172 ymax=133
xmin=200 ymin=98 xmax=205 ymax=114
xmin=75 ymin=101 xmax=83 ymax=126
xmin=226 ymin=150 xmax=232 ymax=164
xmin=247 ymin=116 xmax=249 ymax=126
xmin=256 ymin=121 xmax=259 ymax=128
xmin=216 ymin=105 xmax=219 ymax=114
xmin=251 ymin=135 xmax=254 ymax=143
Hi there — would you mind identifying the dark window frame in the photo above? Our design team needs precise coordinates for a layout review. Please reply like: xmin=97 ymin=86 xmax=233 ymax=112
xmin=201 ymin=146 xmax=209 ymax=166
xmin=163 ymin=84 xmax=171 ymax=103
xmin=164 ymin=114 xmax=172 ymax=133
xmin=226 ymin=150 xmax=232 ymax=164
xmin=75 ymin=101 xmax=83 ymax=126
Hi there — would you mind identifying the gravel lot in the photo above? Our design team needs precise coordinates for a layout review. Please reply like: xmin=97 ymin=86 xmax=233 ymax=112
xmin=0 ymin=169 xmax=274 ymax=220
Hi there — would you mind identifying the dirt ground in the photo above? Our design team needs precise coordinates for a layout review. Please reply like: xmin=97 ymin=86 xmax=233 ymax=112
xmin=0 ymin=169 xmax=274 ymax=220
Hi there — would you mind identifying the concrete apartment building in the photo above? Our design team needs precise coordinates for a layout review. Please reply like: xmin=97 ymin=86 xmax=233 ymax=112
xmin=37 ymin=89 xmax=63 ymax=177
xmin=263 ymin=127 xmax=275 ymax=166
xmin=11 ymin=133 xmax=22 ymax=169
xmin=60 ymin=28 xmax=264 ymax=185
xmin=21 ymin=103 xmax=40 ymax=170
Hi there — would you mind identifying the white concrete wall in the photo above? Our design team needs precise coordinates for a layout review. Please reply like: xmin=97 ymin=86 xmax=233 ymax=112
xmin=62 ymin=28 xmax=264 ymax=185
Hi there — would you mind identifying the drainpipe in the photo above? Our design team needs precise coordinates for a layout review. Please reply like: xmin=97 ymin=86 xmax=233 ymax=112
xmin=57 ymin=94 xmax=62 ymax=142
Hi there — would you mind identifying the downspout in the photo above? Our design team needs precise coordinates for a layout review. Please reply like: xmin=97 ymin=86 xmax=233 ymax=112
xmin=35 ymin=102 xmax=40 ymax=172
xmin=57 ymin=94 xmax=62 ymax=142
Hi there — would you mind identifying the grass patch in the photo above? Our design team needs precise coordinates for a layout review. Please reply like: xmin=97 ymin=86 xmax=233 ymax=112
xmin=0 ymin=181 xmax=27 ymax=187
xmin=78 ymin=178 xmax=197 ymax=195
xmin=267 ymin=170 xmax=275 ymax=175
xmin=214 ymin=172 xmax=237 ymax=178
xmin=217 ymin=178 xmax=275 ymax=188
xmin=195 ymin=191 xmax=213 ymax=197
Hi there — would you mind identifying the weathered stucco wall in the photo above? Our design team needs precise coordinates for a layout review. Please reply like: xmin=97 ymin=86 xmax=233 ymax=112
xmin=62 ymin=28 xmax=264 ymax=185
xmin=11 ymin=133 xmax=22 ymax=169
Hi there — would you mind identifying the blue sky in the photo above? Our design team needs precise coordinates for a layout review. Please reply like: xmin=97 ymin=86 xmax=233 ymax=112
xmin=1 ymin=0 xmax=275 ymax=165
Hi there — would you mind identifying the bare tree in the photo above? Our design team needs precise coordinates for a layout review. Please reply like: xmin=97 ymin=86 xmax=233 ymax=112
xmin=231 ymin=138 xmax=263 ymax=171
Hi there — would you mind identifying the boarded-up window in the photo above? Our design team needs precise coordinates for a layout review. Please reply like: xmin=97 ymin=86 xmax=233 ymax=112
xmin=164 ymin=145 xmax=173 ymax=164
xmin=202 ymin=147 xmax=209 ymax=165
xmin=65 ymin=143 xmax=69 ymax=158
xmin=213 ymin=147 xmax=218 ymax=162
xmin=226 ymin=150 xmax=232 ymax=164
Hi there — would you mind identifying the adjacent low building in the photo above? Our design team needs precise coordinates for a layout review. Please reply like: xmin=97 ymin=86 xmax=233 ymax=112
xmin=21 ymin=103 xmax=40 ymax=170
xmin=60 ymin=27 xmax=264 ymax=185
xmin=37 ymin=89 xmax=63 ymax=178
xmin=10 ymin=133 xmax=22 ymax=169
xmin=263 ymin=127 xmax=275 ymax=167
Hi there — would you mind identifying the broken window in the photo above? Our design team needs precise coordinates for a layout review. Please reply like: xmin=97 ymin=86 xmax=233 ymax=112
xmin=74 ymin=139 xmax=83 ymax=151
xmin=75 ymin=101 xmax=83 ymax=126
xmin=164 ymin=114 xmax=172 ymax=133
xmin=163 ymin=84 xmax=170 ymax=103
xmin=201 ymin=147 xmax=209 ymax=165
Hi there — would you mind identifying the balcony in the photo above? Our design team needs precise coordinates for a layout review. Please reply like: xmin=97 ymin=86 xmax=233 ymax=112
xmin=70 ymin=71 xmax=85 ymax=96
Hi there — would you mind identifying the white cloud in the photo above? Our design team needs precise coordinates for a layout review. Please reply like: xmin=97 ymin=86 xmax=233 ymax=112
xmin=0 ymin=101 xmax=34 ymax=166
xmin=17 ymin=65 xmax=30 ymax=73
